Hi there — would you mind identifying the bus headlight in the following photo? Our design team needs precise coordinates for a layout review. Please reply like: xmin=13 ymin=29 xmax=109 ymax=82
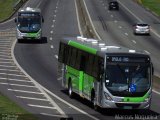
xmin=145 ymin=98 xmax=149 ymax=102
xmin=104 ymin=92 xmax=112 ymax=101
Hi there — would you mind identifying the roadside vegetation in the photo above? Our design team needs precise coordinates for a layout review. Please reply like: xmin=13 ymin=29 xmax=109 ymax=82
xmin=141 ymin=0 xmax=160 ymax=16
xmin=0 ymin=93 xmax=37 ymax=120
xmin=0 ymin=0 xmax=18 ymax=21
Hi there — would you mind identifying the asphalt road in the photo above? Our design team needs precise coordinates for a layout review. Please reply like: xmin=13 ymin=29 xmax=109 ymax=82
xmin=0 ymin=0 xmax=160 ymax=120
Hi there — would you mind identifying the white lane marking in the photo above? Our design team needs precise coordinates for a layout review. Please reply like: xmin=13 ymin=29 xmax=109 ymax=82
xmin=0 ymin=45 xmax=11 ymax=47
xmin=8 ymin=89 xmax=44 ymax=94
xmin=41 ymin=113 xmax=65 ymax=118
xmin=12 ymin=39 xmax=66 ymax=115
xmin=153 ymin=89 xmax=160 ymax=95
xmin=119 ymin=26 xmax=122 ymax=29
xmin=117 ymin=0 xmax=142 ymax=22
xmin=55 ymin=55 xmax=58 ymax=59
xmin=0 ymin=73 xmax=26 ymax=77
xmin=74 ymin=0 xmax=83 ymax=36
xmin=54 ymin=15 xmax=57 ymax=18
xmin=0 ymin=46 xmax=11 ymax=49
xmin=111 ymin=15 xmax=114 ymax=18
xmin=0 ymin=82 xmax=35 ymax=88
xmin=0 ymin=61 xmax=13 ymax=64
xmin=53 ymin=20 xmax=56 ymax=22
xmin=57 ymin=77 xmax=62 ymax=81
xmin=28 ymin=104 xmax=56 ymax=110
xmin=56 ymin=6 xmax=58 ymax=9
xmin=114 ymin=20 xmax=118 ymax=23
xmin=43 ymin=86 xmax=99 ymax=120
xmin=102 ymin=3 xmax=105 ymax=6
xmin=55 ymin=10 xmax=57 ymax=13
xmin=0 ymin=77 xmax=32 ymax=82
xmin=16 ymin=96 xmax=49 ymax=101
xmin=36 ymin=0 xmax=42 ymax=8
xmin=51 ymin=45 xmax=54 ymax=49
xmin=144 ymin=50 xmax=150 ymax=54
xmin=132 ymin=40 xmax=136 ymax=44
xmin=83 ymin=0 xmax=101 ymax=40
xmin=0 ymin=17 xmax=15 ymax=25
xmin=0 ymin=58 xmax=12 ymax=61
xmin=50 ymin=31 xmax=53 ymax=34
xmin=0 ymin=50 xmax=10 ymax=52
xmin=125 ymin=33 xmax=128 ymax=36
xmin=0 ymin=69 xmax=19 ymax=72
xmin=0 ymin=65 xmax=17 ymax=68
xmin=50 ymin=37 xmax=53 ymax=41
xmin=51 ymin=25 xmax=54 ymax=28
xmin=0 ymin=41 xmax=11 ymax=43
xmin=0 ymin=54 xmax=11 ymax=58
xmin=117 ymin=0 xmax=160 ymax=39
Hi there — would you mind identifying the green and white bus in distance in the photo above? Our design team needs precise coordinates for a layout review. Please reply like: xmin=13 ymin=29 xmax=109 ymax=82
xmin=58 ymin=37 xmax=154 ymax=110
xmin=15 ymin=7 xmax=44 ymax=42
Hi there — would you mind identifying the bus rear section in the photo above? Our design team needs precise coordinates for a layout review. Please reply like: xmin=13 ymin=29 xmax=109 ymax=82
xmin=15 ymin=7 xmax=44 ymax=41
xmin=58 ymin=38 xmax=153 ymax=110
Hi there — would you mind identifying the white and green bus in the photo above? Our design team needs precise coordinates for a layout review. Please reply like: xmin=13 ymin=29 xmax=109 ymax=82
xmin=58 ymin=37 xmax=153 ymax=110
xmin=15 ymin=7 xmax=44 ymax=42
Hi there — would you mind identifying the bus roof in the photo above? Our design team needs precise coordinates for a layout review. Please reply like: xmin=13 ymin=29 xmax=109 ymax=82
xmin=61 ymin=37 xmax=149 ymax=58
xmin=18 ymin=7 xmax=41 ymax=13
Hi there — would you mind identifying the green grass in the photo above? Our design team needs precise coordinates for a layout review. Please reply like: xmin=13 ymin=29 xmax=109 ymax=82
xmin=0 ymin=93 xmax=37 ymax=120
xmin=141 ymin=0 xmax=160 ymax=16
xmin=0 ymin=0 xmax=19 ymax=21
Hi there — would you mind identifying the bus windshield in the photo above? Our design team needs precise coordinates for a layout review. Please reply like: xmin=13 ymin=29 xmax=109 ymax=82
xmin=105 ymin=63 xmax=151 ymax=97
xmin=18 ymin=16 xmax=41 ymax=33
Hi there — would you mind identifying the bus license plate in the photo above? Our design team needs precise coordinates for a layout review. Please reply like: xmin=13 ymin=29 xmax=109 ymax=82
xmin=123 ymin=106 xmax=132 ymax=109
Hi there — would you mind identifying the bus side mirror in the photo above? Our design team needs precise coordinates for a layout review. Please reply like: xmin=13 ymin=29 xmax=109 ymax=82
xmin=15 ymin=18 xmax=17 ymax=23
xmin=152 ymin=66 xmax=154 ymax=75
xmin=42 ymin=16 xmax=44 ymax=23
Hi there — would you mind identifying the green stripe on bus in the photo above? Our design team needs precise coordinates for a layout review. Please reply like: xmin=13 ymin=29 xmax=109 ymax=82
xmin=123 ymin=93 xmax=148 ymax=103
xmin=68 ymin=41 xmax=97 ymax=54
xmin=79 ymin=71 xmax=83 ymax=91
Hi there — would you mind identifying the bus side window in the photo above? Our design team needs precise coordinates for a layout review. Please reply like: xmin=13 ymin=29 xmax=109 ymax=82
xmin=70 ymin=48 xmax=77 ymax=68
xmin=92 ymin=56 xmax=99 ymax=80
xmin=79 ymin=51 xmax=88 ymax=71
xmin=75 ymin=50 xmax=81 ymax=70
xmin=85 ymin=54 xmax=94 ymax=76
xmin=64 ymin=45 xmax=69 ymax=64
xmin=58 ymin=43 xmax=64 ymax=63
xmin=67 ymin=46 xmax=72 ymax=66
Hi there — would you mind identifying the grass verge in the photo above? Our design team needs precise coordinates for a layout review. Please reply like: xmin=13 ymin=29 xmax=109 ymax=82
xmin=0 ymin=0 xmax=19 ymax=21
xmin=0 ymin=92 xmax=37 ymax=120
xmin=141 ymin=0 xmax=160 ymax=16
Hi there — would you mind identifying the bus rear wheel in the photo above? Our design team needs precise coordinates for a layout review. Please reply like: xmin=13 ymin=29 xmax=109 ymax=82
xmin=68 ymin=81 xmax=73 ymax=98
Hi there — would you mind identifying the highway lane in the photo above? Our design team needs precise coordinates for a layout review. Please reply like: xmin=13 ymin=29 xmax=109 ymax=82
xmin=4 ymin=0 xmax=160 ymax=120
xmin=85 ymin=0 xmax=160 ymax=78
xmin=14 ymin=0 xmax=102 ymax=119
xmin=85 ymin=0 xmax=160 ymax=117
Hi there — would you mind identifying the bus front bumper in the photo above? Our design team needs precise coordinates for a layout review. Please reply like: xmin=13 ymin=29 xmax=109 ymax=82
xmin=102 ymin=100 xmax=150 ymax=109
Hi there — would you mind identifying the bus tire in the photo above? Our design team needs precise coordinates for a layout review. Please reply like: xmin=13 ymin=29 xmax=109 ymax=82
xmin=91 ymin=90 xmax=98 ymax=111
xmin=68 ymin=81 xmax=73 ymax=98
xmin=17 ymin=39 xmax=22 ymax=43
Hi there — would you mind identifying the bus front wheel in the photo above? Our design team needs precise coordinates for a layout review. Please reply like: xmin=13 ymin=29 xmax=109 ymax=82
xmin=91 ymin=91 xmax=98 ymax=111
xmin=68 ymin=81 xmax=73 ymax=98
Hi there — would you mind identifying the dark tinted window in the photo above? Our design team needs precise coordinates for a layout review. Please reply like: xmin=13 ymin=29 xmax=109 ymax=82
xmin=70 ymin=48 xmax=77 ymax=68
xmin=58 ymin=43 xmax=64 ymax=63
